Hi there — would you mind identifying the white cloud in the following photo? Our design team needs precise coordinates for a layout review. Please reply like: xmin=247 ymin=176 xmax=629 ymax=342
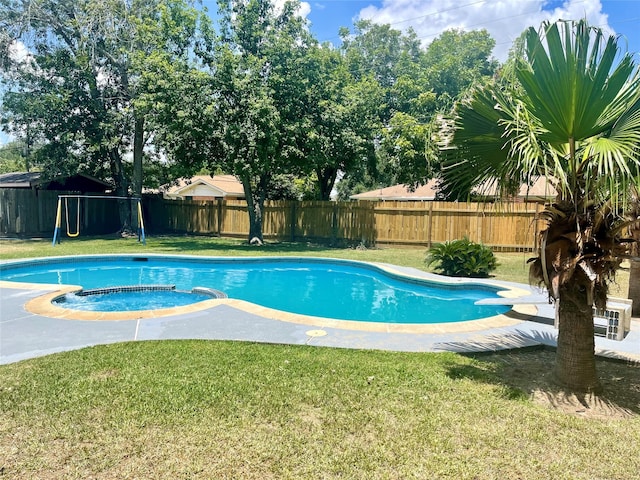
xmin=5 ymin=39 xmax=41 ymax=79
xmin=357 ymin=0 xmax=612 ymax=61
xmin=273 ymin=0 xmax=311 ymax=19
xmin=298 ymin=1 xmax=312 ymax=18
xmin=9 ymin=40 xmax=31 ymax=63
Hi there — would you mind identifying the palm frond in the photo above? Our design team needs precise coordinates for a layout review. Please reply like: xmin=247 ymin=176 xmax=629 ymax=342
xmin=439 ymin=85 xmax=512 ymax=199
xmin=517 ymin=20 xmax=640 ymax=144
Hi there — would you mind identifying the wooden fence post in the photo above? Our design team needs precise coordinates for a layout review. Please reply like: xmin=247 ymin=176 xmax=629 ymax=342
xmin=427 ymin=202 xmax=433 ymax=248
xmin=290 ymin=201 xmax=296 ymax=242
xmin=217 ymin=198 xmax=223 ymax=236
xmin=331 ymin=203 xmax=338 ymax=245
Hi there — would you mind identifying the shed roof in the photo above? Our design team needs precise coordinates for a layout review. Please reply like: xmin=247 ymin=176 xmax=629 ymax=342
xmin=0 ymin=171 xmax=112 ymax=192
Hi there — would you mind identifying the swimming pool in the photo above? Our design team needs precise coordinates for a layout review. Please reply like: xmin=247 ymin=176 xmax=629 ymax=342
xmin=0 ymin=255 xmax=514 ymax=323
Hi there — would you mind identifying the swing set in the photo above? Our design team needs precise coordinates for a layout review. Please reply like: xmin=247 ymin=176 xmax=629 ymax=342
xmin=52 ymin=195 xmax=146 ymax=246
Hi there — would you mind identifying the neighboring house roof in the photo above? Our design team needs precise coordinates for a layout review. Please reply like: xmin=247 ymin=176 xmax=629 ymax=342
xmin=517 ymin=176 xmax=558 ymax=199
xmin=0 ymin=171 xmax=112 ymax=192
xmin=351 ymin=177 xmax=557 ymax=202
xmin=350 ymin=180 xmax=440 ymax=201
xmin=473 ymin=176 xmax=558 ymax=201
xmin=163 ymin=175 xmax=245 ymax=199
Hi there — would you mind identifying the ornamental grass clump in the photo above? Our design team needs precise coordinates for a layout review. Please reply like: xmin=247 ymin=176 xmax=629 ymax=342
xmin=425 ymin=237 xmax=498 ymax=277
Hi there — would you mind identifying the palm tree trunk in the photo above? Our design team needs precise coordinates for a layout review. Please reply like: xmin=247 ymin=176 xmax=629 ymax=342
xmin=629 ymin=257 xmax=640 ymax=317
xmin=628 ymin=217 xmax=640 ymax=316
xmin=554 ymin=282 xmax=602 ymax=393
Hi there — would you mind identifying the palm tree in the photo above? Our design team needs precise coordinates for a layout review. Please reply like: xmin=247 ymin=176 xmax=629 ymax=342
xmin=440 ymin=20 xmax=640 ymax=392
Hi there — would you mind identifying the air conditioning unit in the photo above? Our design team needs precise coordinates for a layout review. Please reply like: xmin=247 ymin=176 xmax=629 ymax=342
xmin=554 ymin=297 xmax=632 ymax=341
xmin=593 ymin=298 xmax=632 ymax=341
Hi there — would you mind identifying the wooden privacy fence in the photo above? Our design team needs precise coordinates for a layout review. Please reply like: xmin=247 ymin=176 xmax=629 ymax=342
xmin=1 ymin=189 xmax=122 ymax=236
xmin=1 ymin=190 xmax=543 ymax=251
xmin=374 ymin=201 xmax=544 ymax=251
xmin=143 ymin=197 xmax=376 ymax=246
xmin=143 ymin=197 xmax=544 ymax=251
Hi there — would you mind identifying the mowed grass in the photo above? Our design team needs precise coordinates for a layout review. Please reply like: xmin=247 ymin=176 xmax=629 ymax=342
xmin=1 ymin=236 xmax=638 ymax=478
xmin=1 ymin=341 xmax=639 ymax=479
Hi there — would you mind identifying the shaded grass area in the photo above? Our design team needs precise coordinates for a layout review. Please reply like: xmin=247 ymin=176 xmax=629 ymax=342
xmin=1 ymin=341 xmax=639 ymax=479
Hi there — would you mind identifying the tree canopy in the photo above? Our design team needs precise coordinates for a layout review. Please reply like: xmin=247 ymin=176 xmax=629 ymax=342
xmin=0 ymin=0 xmax=207 ymax=228
xmin=2 ymin=0 xmax=500 ymax=239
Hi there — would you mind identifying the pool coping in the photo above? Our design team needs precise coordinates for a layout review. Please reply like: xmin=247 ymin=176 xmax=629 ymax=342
xmin=1 ymin=254 xmax=533 ymax=334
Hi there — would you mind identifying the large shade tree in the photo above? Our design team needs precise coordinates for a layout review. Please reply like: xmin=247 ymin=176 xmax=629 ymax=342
xmin=336 ymin=25 xmax=499 ymax=198
xmin=0 ymin=0 xmax=205 ymax=229
xmin=336 ymin=21 xmax=424 ymax=196
xmin=441 ymin=20 xmax=640 ymax=392
xmin=199 ymin=0 xmax=313 ymax=242
xmin=300 ymin=45 xmax=383 ymax=200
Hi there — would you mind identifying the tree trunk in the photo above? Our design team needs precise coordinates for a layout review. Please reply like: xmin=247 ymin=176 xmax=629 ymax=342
xmin=628 ymin=223 xmax=640 ymax=317
xmin=109 ymin=150 xmax=132 ymax=234
xmin=132 ymin=116 xmax=144 ymax=197
xmin=554 ymin=281 xmax=602 ymax=393
xmin=131 ymin=115 xmax=145 ymax=230
xmin=316 ymin=167 xmax=338 ymax=201
xmin=629 ymin=257 xmax=640 ymax=317
xmin=241 ymin=175 xmax=267 ymax=244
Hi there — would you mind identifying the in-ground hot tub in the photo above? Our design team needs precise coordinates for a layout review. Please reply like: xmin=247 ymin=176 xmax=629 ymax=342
xmin=52 ymin=285 xmax=227 ymax=312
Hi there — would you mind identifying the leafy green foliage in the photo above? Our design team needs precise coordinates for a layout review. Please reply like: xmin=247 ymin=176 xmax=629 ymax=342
xmin=423 ymin=29 xmax=499 ymax=104
xmin=300 ymin=46 xmax=383 ymax=200
xmin=336 ymin=25 xmax=499 ymax=198
xmin=173 ymin=0 xmax=316 ymax=241
xmin=0 ymin=0 xmax=207 ymax=200
xmin=425 ymin=237 xmax=498 ymax=278
xmin=0 ymin=141 xmax=27 ymax=173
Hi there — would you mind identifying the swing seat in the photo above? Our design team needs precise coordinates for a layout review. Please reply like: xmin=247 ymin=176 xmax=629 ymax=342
xmin=65 ymin=197 xmax=81 ymax=237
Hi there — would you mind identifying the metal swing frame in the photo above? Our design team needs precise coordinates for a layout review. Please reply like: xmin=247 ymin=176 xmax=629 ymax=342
xmin=52 ymin=195 xmax=146 ymax=246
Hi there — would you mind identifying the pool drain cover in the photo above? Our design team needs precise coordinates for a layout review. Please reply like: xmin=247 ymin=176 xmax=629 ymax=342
xmin=306 ymin=329 xmax=327 ymax=337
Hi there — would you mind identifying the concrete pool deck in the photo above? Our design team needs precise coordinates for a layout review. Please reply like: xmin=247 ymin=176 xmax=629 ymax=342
xmin=1 ymin=263 xmax=639 ymax=365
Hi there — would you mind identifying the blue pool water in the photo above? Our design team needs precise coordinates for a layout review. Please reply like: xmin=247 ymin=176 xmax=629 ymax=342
xmin=58 ymin=289 xmax=213 ymax=312
xmin=0 ymin=256 xmax=512 ymax=323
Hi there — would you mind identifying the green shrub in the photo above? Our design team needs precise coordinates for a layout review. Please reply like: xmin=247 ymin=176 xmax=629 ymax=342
xmin=425 ymin=237 xmax=498 ymax=277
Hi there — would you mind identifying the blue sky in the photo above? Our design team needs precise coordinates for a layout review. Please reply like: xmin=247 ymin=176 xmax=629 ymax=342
xmin=197 ymin=0 xmax=640 ymax=59
xmin=2 ymin=0 xmax=639 ymax=147
xmin=299 ymin=0 xmax=640 ymax=60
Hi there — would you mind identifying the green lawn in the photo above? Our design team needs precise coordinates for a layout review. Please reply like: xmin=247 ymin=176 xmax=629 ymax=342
xmin=1 ymin=236 xmax=638 ymax=479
